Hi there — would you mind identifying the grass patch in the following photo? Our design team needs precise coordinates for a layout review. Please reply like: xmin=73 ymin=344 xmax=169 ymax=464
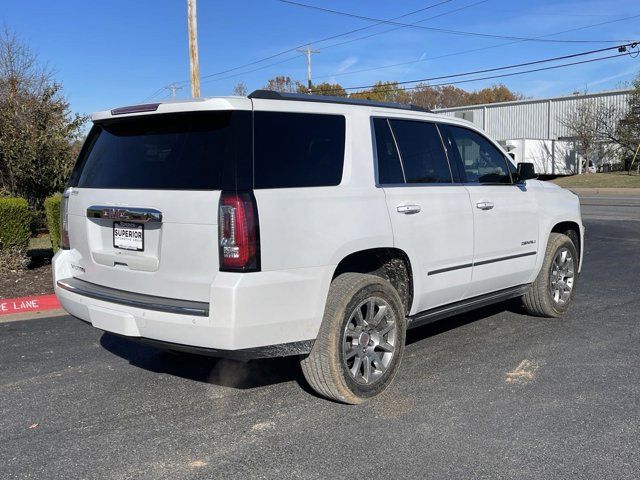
xmin=28 ymin=234 xmax=54 ymax=265
xmin=551 ymin=172 xmax=640 ymax=188
xmin=29 ymin=234 xmax=52 ymax=251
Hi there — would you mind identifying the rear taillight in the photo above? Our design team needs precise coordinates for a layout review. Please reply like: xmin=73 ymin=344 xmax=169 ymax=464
xmin=218 ymin=191 xmax=260 ymax=272
xmin=60 ymin=188 xmax=71 ymax=250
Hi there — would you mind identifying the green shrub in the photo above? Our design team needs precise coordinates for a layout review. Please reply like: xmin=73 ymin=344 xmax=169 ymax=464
xmin=0 ymin=197 xmax=31 ymax=251
xmin=44 ymin=194 xmax=62 ymax=253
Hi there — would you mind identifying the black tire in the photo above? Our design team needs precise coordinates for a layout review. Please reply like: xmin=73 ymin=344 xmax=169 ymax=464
xmin=522 ymin=233 xmax=579 ymax=317
xmin=301 ymin=273 xmax=406 ymax=404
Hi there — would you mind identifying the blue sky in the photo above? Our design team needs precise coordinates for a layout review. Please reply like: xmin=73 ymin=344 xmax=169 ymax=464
xmin=3 ymin=0 xmax=640 ymax=117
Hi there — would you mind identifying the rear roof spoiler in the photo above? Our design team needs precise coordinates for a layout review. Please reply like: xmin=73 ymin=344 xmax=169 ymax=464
xmin=111 ymin=103 xmax=161 ymax=115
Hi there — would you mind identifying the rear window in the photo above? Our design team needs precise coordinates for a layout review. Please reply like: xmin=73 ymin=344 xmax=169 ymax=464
xmin=70 ymin=110 xmax=345 ymax=190
xmin=253 ymin=112 xmax=345 ymax=189
xmin=71 ymin=112 xmax=252 ymax=190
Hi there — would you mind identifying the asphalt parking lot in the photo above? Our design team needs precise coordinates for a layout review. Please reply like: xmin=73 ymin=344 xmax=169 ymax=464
xmin=1 ymin=197 xmax=639 ymax=480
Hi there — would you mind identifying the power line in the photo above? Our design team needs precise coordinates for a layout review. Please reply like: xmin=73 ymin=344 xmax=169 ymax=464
xmin=309 ymin=43 xmax=638 ymax=95
xmin=193 ymin=0 xmax=453 ymax=83
xmin=199 ymin=4 xmax=640 ymax=90
xmin=280 ymin=0 xmax=632 ymax=44
xmin=315 ymin=12 xmax=640 ymax=81
xmin=187 ymin=0 xmax=497 ymax=93
xmin=166 ymin=83 xmax=183 ymax=99
xmin=143 ymin=3 xmax=639 ymax=101
xmin=375 ymin=53 xmax=632 ymax=93
xmin=200 ymin=55 xmax=301 ymax=87
xmin=143 ymin=86 xmax=167 ymax=102
xmin=143 ymin=0 xmax=467 ymax=99
xmin=316 ymin=0 xmax=489 ymax=52
xmin=201 ymin=9 xmax=640 ymax=89
xmin=196 ymin=0 xmax=485 ymax=89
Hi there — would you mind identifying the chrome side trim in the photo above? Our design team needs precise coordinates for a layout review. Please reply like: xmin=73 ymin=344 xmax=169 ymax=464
xmin=428 ymin=251 xmax=537 ymax=276
xmin=87 ymin=206 xmax=162 ymax=223
xmin=57 ymin=278 xmax=209 ymax=317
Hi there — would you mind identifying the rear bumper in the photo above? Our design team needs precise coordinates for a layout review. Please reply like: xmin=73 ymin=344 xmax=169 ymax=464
xmin=74 ymin=315 xmax=314 ymax=360
xmin=53 ymin=250 xmax=333 ymax=353
xmin=57 ymin=278 xmax=209 ymax=317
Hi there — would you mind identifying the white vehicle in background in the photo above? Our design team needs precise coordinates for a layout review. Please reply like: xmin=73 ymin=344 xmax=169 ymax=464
xmin=53 ymin=91 xmax=584 ymax=404
xmin=583 ymin=160 xmax=597 ymax=174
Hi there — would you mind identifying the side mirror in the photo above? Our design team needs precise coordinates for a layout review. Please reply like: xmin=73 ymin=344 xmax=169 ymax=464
xmin=516 ymin=162 xmax=537 ymax=182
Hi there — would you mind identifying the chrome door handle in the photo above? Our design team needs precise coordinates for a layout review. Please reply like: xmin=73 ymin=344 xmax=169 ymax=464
xmin=476 ymin=201 xmax=494 ymax=210
xmin=396 ymin=204 xmax=421 ymax=214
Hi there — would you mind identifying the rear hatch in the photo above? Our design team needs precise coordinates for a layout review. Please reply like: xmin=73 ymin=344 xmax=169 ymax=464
xmin=65 ymin=104 xmax=252 ymax=302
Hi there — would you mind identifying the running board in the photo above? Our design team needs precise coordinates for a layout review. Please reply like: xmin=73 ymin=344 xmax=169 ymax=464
xmin=407 ymin=284 xmax=530 ymax=329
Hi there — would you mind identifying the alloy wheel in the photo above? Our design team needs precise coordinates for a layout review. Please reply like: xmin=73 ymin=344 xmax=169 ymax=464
xmin=549 ymin=247 xmax=575 ymax=305
xmin=342 ymin=297 xmax=398 ymax=385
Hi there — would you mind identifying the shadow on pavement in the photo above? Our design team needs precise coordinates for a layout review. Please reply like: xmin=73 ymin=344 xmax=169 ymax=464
xmin=406 ymin=298 xmax=524 ymax=347
xmin=99 ymin=298 xmax=525 ymax=392
xmin=100 ymin=332 xmax=304 ymax=390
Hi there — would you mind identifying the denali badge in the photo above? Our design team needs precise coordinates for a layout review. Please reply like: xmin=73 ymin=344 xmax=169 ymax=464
xmin=521 ymin=240 xmax=536 ymax=246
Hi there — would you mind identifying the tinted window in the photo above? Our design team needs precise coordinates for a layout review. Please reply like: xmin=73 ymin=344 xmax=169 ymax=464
xmin=446 ymin=125 xmax=512 ymax=184
xmin=254 ymin=112 xmax=345 ymax=188
xmin=388 ymin=120 xmax=452 ymax=184
xmin=72 ymin=112 xmax=252 ymax=189
xmin=373 ymin=118 xmax=404 ymax=184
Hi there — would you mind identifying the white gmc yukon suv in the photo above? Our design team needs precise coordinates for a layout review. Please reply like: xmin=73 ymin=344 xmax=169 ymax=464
xmin=53 ymin=90 xmax=584 ymax=404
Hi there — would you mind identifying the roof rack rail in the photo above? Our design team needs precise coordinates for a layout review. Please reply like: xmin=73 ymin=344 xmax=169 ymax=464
xmin=248 ymin=90 xmax=432 ymax=113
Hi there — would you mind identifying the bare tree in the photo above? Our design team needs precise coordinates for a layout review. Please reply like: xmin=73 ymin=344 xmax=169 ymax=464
xmin=263 ymin=76 xmax=301 ymax=93
xmin=559 ymin=98 xmax=603 ymax=174
xmin=232 ymin=82 xmax=247 ymax=96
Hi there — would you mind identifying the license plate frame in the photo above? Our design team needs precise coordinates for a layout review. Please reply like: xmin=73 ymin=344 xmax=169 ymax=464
xmin=113 ymin=221 xmax=144 ymax=252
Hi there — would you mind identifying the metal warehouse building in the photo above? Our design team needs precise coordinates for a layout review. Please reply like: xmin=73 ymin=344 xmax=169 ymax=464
xmin=435 ymin=89 xmax=633 ymax=175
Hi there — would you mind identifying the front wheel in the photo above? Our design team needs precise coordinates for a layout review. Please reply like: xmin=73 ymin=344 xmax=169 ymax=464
xmin=522 ymin=232 xmax=579 ymax=317
xmin=301 ymin=273 xmax=406 ymax=404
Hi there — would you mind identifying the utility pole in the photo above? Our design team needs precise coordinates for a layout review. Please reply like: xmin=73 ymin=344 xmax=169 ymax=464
xmin=297 ymin=46 xmax=319 ymax=93
xmin=187 ymin=0 xmax=200 ymax=98
xmin=166 ymin=83 xmax=183 ymax=99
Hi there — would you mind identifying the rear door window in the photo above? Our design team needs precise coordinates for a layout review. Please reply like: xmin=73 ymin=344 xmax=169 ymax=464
xmin=388 ymin=119 xmax=453 ymax=184
xmin=373 ymin=118 xmax=405 ymax=184
xmin=444 ymin=125 xmax=513 ymax=184
xmin=253 ymin=112 xmax=345 ymax=188
xmin=71 ymin=111 xmax=252 ymax=190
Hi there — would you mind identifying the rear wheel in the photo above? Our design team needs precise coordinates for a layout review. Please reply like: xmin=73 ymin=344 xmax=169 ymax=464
xmin=301 ymin=273 xmax=406 ymax=404
xmin=522 ymin=233 xmax=578 ymax=317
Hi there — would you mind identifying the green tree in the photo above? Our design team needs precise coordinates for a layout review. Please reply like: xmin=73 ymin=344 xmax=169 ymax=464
xmin=303 ymin=82 xmax=347 ymax=96
xmin=350 ymin=81 xmax=411 ymax=104
xmin=0 ymin=26 xmax=86 ymax=209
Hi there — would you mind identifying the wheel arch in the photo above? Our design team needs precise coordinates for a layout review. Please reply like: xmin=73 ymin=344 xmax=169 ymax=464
xmin=332 ymin=247 xmax=414 ymax=316
xmin=550 ymin=221 xmax=581 ymax=262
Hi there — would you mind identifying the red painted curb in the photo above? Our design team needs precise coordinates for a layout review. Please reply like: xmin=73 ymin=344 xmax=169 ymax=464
xmin=0 ymin=294 xmax=60 ymax=316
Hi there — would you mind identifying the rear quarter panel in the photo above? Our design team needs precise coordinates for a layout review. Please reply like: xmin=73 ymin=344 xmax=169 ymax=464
xmin=254 ymin=107 xmax=393 ymax=272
